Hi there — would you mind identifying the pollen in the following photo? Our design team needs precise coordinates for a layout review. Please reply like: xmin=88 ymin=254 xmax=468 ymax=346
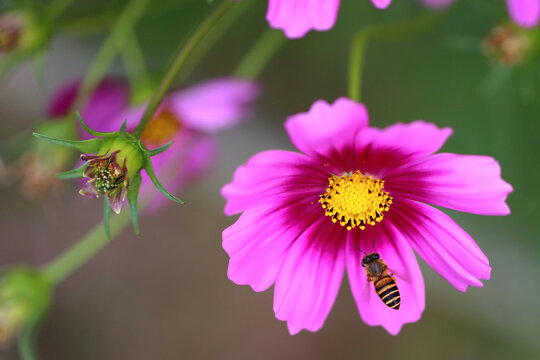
xmin=94 ymin=160 xmax=123 ymax=194
xmin=319 ymin=171 xmax=392 ymax=231
xmin=141 ymin=109 xmax=181 ymax=146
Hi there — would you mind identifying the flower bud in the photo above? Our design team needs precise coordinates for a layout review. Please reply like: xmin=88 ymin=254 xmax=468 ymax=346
xmin=483 ymin=23 xmax=533 ymax=67
xmin=0 ymin=13 xmax=22 ymax=52
xmin=79 ymin=134 xmax=145 ymax=214
xmin=0 ymin=11 xmax=48 ymax=54
xmin=0 ymin=268 xmax=51 ymax=347
xmin=33 ymin=114 xmax=183 ymax=236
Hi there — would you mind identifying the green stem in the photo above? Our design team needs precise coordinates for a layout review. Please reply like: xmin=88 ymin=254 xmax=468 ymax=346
xmin=132 ymin=0 xmax=235 ymax=138
xmin=348 ymin=10 xmax=446 ymax=102
xmin=41 ymin=212 xmax=131 ymax=285
xmin=234 ymin=28 xmax=287 ymax=79
xmin=47 ymin=0 xmax=75 ymax=19
xmin=72 ymin=0 xmax=151 ymax=112
xmin=120 ymin=27 xmax=150 ymax=85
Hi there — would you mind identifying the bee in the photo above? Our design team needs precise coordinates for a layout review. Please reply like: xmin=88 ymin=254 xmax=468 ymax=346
xmin=353 ymin=239 xmax=400 ymax=310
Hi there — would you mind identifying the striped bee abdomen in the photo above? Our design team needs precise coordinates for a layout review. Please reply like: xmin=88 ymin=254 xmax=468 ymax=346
xmin=374 ymin=275 xmax=400 ymax=310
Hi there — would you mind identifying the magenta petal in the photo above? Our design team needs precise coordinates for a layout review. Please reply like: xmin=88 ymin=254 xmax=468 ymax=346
xmin=166 ymin=78 xmax=260 ymax=133
xmin=389 ymin=200 xmax=490 ymax=292
xmin=346 ymin=224 xmax=425 ymax=335
xmin=223 ymin=204 xmax=321 ymax=292
xmin=47 ymin=79 xmax=129 ymax=138
xmin=266 ymin=0 xmax=340 ymax=39
xmin=222 ymin=150 xmax=326 ymax=215
xmin=361 ymin=121 xmax=452 ymax=160
xmin=371 ymin=0 xmax=392 ymax=9
xmin=506 ymin=0 xmax=540 ymax=28
xmin=273 ymin=217 xmax=346 ymax=335
xmin=285 ymin=97 xmax=369 ymax=157
xmin=387 ymin=153 xmax=513 ymax=215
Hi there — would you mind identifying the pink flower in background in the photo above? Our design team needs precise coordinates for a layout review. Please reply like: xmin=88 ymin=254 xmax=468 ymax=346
xmin=266 ymin=0 xmax=390 ymax=39
xmin=222 ymin=98 xmax=512 ymax=335
xmin=264 ymin=0 xmax=459 ymax=39
xmin=506 ymin=0 xmax=540 ymax=27
xmin=421 ymin=0 xmax=540 ymax=27
xmin=114 ymin=78 xmax=261 ymax=209
xmin=47 ymin=79 xmax=129 ymax=133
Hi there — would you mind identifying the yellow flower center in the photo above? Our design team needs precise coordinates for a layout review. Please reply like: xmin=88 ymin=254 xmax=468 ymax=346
xmin=319 ymin=171 xmax=393 ymax=231
xmin=141 ymin=109 xmax=181 ymax=146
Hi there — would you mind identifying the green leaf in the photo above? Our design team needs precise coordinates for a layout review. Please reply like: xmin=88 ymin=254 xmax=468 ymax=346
xmin=76 ymin=112 xmax=109 ymax=137
xmin=128 ymin=172 xmax=142 ymax=235
xmin=144 ymin=155 xmax=184 ymax=205
xmin=32 ymin=132 xmax=102 ymax=154
xmin=103 ymin=197 xmax=112 ymax=241
xmin=146 ymin=141 xmax=173 ymax=157
xmin=56 ymin=164 xmax=87 ymax=179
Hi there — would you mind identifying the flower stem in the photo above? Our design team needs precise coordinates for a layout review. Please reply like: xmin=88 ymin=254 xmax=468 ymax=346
xmin=132 ymin=0 xmax=235 ymax=138
xmin=71 ymin=0 xmax=151 ymax=112
xmin=348 ymin=10 xmax=447 ymax=102
xmin=41 ymin=212 xmax=131 ymax=285
xmin=234 ymin=28 xmax=287 ymax=79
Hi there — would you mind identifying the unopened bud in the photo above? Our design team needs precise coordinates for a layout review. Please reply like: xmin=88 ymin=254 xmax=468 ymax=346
xmin=483 ymin=24 xmax=533 ymax=66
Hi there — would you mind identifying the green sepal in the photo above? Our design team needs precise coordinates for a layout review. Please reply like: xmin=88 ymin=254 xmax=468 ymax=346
xmin=128 ymin=172 xmax=142 ymax=235
xmin=119 ymin=120 xmax=127 ymax=133
xmin=146 ymin=141 xmax=173 ymax=157
xmin=76 ymin=112 xmax=109 ymax=137
xmin=103 ymin=197 xmax=112 ymax=241
xmin=17 ymin=309 xmax=47 ymax=360
xmin=55 ymin=164 xmax=87 ymax=179
xmin=32 ymin=132 xmax=102 ymax=154
xmin=144 ymin=155 xmax=184 ymax=205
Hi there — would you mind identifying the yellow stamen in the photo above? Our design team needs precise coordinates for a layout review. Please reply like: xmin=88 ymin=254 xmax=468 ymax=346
xmin=141 ymin=109 xmax=181 ymax=146
xmin=319 ymin=171 xmax=392 ymax=231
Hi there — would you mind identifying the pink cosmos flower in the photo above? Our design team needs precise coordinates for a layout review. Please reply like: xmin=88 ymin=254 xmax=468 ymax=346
xmin=505 ymin=0 xmax=540 ymax=27
xmin=112 ymin=78 xmax=261 ymax=209
xmin=263 ymin=0 xmax=460 ymax=38
xmin=47 ymin=79 xmax=129 ymax=135
xmin=421 ymin=0 xmax=540 ymax=28
xmin=222 ymin=98 xmax=512 ymax=335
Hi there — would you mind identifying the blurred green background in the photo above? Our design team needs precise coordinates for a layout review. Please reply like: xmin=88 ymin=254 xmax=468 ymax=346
xmin=0 ymin=0 xmax=539 ymax=359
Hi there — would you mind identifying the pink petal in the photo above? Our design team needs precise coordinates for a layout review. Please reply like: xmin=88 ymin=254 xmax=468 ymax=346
xmin=79 ymin=180 xmax=98 ymax=197
xmin=144 ymin=134 xmax=218 ymax=211
xmin=386 ymin=153 xmax=513 ymax=215
xmin=371 ymin=0 xmax=392 ymax=9
xmin=266 ymin=0 xmax=340 ymax=39
xmin=389 ymin=199 xmax=490 ymax=292
xmin=223 ymin=203 xmax=322 ymax=293
xmin=222 ymin=150 xmax=327 ymax=215
xmin=47 ymin=79 xmax=129 ymax=138
xmin=506 ymin=0 xmax=540 ymax=28
xmin=358 ymin=121 xmax=453 ymax=160
xmin=273 ymin=217 xmax=346 ymax=335
xmin=285 ymin=97 xmax=369 ymax=158
xmin=346 ymin=223 xmax=425 ymax=335
xmin=166 ymin=78 xmax=260 ymax=133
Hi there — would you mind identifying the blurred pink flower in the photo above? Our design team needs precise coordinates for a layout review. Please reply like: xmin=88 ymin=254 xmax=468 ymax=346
xmin=222 ymin=98 xmax=512 ymax=335
xmin=115 ymin=78 xmax=261 ymax=209
xmin=263 ymin=0 xmax=458 ymax=38
xmin=421 ymin=0 xmax=540 ymax=27
xmin=506 ymin=0 xmax=540 ymax=27
xmin=47 ymin=79 xmax=129 ymax=138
